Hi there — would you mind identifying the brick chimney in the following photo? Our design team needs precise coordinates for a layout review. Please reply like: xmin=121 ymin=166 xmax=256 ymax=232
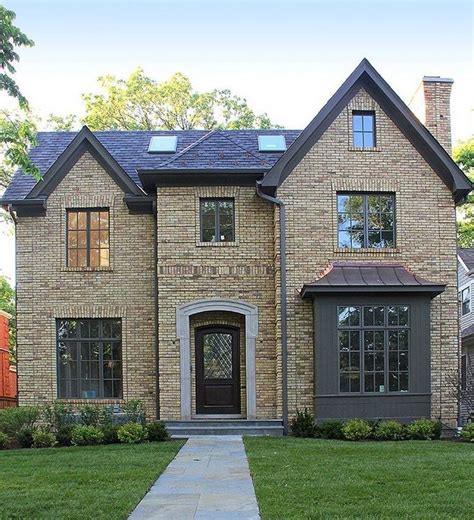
xmin=409 ymin=76 xmax=454 ymax=154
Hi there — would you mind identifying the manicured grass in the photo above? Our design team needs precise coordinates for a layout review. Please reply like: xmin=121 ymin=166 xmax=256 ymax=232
xmin=0 ymin=441 xmax=184 ymax=519
xmin=244 ymin=437 xmax=473 ymax=519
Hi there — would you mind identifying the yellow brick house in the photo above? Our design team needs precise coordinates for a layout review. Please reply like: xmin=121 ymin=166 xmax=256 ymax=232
xmin=1 ymin=60 xmax=471 ymax=435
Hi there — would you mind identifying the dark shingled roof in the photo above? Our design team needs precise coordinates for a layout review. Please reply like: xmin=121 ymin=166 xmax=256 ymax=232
xmin=301 ymin=262 xmax=445 ymax=297
xmin=2 ymin=129 xmax=301 ymax=200
xmin=459 ymin=249 xmax=474 ymax=272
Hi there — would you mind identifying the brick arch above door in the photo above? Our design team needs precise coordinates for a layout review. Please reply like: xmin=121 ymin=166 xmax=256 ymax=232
xmin=176 ymin=298 xmax=258 ymax=420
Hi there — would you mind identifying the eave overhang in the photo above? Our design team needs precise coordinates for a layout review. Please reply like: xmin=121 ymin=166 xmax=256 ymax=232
xmin=137 ymin=168 xmax=268 ymax=192
xmin=1 ymin=197 xmax=47 ymax=217
xmin=123 ymin=195 xmax=155 ymax=214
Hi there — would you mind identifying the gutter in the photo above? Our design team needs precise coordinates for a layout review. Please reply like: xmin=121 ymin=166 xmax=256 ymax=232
xmin=152 ymin=197 xmax=160 ymax=420
xmin=256 ymin=181 xmax=289 ymax=435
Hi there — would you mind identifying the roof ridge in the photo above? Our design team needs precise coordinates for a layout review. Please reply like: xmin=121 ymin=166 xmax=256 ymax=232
xmin=157 ymin=129 xmax=217 ymax=168
xmin=221 ymin=132 xmax=267 ymax=164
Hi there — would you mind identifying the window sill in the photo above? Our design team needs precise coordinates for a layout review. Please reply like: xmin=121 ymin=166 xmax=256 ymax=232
xmin=348 ymin=146 xmax=381 ymax=152
xmin=196 ymin=241 xmax=239 ymax=247
xmin=56 ymin=398 xmax=123 ymax=404
xmin=334 ymin=247 xmax=400 ymax=255
xmin=62 ymin=266 xmax=113 ymax=272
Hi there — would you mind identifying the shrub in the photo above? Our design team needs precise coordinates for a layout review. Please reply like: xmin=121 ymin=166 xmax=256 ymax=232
xmin=290 ymin=408 xmax=316 ymax=437
xmin=79 ymin=405 xmax=112 ymax=427
xmin=318 ymin=420 xmax=344 ymax=440
xmin=461 ymin=423 xmax=474 ymax=442
xmin=342 ymin=419 xmax=372 ymax=441
xmin=374 ymin=420 xmax=405 ymax=441
xmin=101 ymin=424 xmax=121 ymax=444
xmin=121 ymin=400 xmax=146 ymax=425
xmin=71 ymin=425 xmax=104 ymax=446
xmin=433 ymin=421 xmax=443 ymax=440
xmin=117 ymin=422 xmax=148 ymax=444
xmin=406 ymin=419 xmax=437 ymax=440
xmin=0 ymin=431 xmax=8 ymax=449
xmin=42 ymin=403 xmax=75 ymax=431
xmin=147 ymin=421 xmax=169 ymax=442
xmin=0 ymin=406 xmax=40 ymax=438
xmin=56 ymin=425 xmax=75 ymax=447
xmin=32 ymin=429 xmax=56 ymax=448
xmin=16 ymin=427 xmax=36 ymax=448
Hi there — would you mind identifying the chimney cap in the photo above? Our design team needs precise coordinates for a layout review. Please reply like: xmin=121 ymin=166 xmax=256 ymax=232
xmin=423 ymin=76 xmax=454 ymax=84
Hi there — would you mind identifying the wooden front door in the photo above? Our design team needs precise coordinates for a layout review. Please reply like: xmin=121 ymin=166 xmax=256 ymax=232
xmin=195 ymin=326 xmax=241 ymax=415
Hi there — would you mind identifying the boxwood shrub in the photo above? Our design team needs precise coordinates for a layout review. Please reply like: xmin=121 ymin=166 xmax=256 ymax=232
xmin=32 ymin=430 xmax=56 ymax=448
xmin=291 ymin=409 xmax=317 ymax=438
xmin=374 ymin=420 xmax=405 ymax=441
xmin=342 ymin=419 xmax=372 ymax=441
xmin=317 ymin=420 xmax=344 ymax=439
xmin=461 ymin=423 xmax=474 ymax=442
xmin=71 ymin=425 xmax=104 ymax=446
xmin=146 ymin=421 xmax=169 ymax=442
xmin=117 ymin=422 xmax=148 ymax=444
xmin=0 ymin=431 xmax=8 ymax=449
xmin=406 ymin=419 xmax=438 ymax=440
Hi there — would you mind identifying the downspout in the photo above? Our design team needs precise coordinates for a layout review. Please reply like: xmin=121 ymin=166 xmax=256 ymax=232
xmin=256 ymin=182 xmax=288 ymax=435
xmin=152 ymin=197 xmax=160 ymax=420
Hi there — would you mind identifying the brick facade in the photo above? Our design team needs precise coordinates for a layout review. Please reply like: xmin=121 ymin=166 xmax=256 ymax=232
xmin=12 ymin=87 xmax=460 ymax=427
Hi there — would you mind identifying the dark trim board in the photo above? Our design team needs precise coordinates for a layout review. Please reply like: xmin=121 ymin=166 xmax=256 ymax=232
xmin=312 ymin=293 xmax=432 ymax=422
xmin=260 ymin=59 xmax=472 ymax=203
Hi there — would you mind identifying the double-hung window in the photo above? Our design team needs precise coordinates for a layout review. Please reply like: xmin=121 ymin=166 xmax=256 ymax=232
xmin=337 ymin=193 xmax=395 ymax=248
xmin=200 ymin=198 xmax=234 ymax=243
xmin=461 ymin=286 xmax=471 ymax=315
xmin=338 ymin=305 xmax=410 ymax=394
xmin=67 ymin=209 xmax=110 ymax=267
xmin=57 ymin=319 xmax=122 ymax=399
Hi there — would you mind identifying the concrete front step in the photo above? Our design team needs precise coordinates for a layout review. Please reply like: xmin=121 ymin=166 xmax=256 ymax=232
xmin=165 ymin=419 xmax=284 ymax=437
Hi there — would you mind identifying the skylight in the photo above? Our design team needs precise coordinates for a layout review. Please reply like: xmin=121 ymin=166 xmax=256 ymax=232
xmin=148 ymin=135 xmax=177 ymax=153
xmin=258 ymin=135 xmax=287 ymax=152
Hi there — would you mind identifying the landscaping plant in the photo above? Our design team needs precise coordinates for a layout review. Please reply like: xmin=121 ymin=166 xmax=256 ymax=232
xmin=32 ymin=430 xmax=56 ymax=448
xmin=0 ymin=406 xmax=40 ymax=438
xmin=317 ymin=420 xmax=344 ymax=439
xmin=291 ymin=408 xmax=317 ymax=437
xmin=461 ymin=422 xmax=474 ymax=442
xmin=117 ymin=422 xmax=148 ymax=444
xmin=101 ymin=424 xmax=121 ymax=444
xmin=374 ymin=420 xmax=405 ymax=441
xmin=406 ymin=419 xmax=438 ymax=440
xmin=342 ymin=419 xmax=372 ymax=441
xmin=121 ymin=400 xmax=146 ymax=425
xmin=42 ymin=403 xmax=75 ymax=431
xmin=79 ymin=405 xmax=112 ymax=427
xmin=71 ymin=425 xmax=104 ymax=446
xmin=0 ymin=431 xmax=8 ymax=449
xmin=15 ymin=427 xmax=35 ymax=448
xmin=146 ymin=421 xmax=169 ymax=442
xmin=56 ymin=425 xmax=75 ymax=447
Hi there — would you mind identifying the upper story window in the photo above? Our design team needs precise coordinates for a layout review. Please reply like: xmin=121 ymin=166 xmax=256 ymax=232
xmin=200 ymin=198 xmax=234 ymax=243
xmin=67 ymin=209 xmax=109 ymax=267
xmin=338 ymin=305 xmax=410 ymax=394
xmin=461 ymin=286 xmax=471 ymax=315
xmin=57 ymin=318 xmax=122 ymax=399
xmin=337 ymin=193 xmax=395 ymax=249
xmin=352 ymin=111 xmax=375 ymax=148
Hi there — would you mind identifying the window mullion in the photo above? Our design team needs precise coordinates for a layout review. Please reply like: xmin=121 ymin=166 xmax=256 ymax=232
xmin=364 ymin=195 xmax=369 ymax=248
xmin=99 ymin=339 xmax=104 ymax=399
xmin=86 ymin=211 xmax=91 ymax=267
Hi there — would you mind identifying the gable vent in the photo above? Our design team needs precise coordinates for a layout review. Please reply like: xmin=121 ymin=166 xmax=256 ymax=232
xmin=148 ymin=135 xmax=177 ymax=153
xmin=258 ymin=135 xmax=287 ymax=152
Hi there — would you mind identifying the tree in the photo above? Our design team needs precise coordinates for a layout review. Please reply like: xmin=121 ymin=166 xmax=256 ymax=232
xmin=0 ymin=6 xmax=39 ymax=189
xmin=82 ymin=68 xmax=277 ymax=131
xmin=453 ymin=138 xmax=474 ymax=247
xmin=46 ymin=113 xmax=78 ymax=131
xmin=0 ymin=275 xmax=15 ymax=358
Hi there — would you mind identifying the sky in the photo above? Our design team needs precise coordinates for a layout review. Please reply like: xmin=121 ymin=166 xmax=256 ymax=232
xmin=0 ymin=0 xmax=473 ymax=283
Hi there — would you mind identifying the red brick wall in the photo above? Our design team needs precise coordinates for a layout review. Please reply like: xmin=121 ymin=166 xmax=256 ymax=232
xmin=0 ymin=312 xmax=17 ymax=402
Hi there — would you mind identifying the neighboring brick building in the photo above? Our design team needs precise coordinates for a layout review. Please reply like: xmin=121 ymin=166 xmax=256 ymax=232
xmin=1 ymin=60 xmax=471 ymax=433
xmin=0 ymin=310 xmax=17 ymax=408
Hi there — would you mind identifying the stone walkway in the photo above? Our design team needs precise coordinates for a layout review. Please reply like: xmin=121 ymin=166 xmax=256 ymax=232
xmin=129 ymin=435 xmax=260 ymax=520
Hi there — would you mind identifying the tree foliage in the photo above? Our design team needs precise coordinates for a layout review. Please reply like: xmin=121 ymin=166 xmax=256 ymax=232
xmin=0 ymin=6 xmax=39 ymax=190
xmin=46 ymin=113 xmax=78 ymax=131
xmin=82 ymin=68 xmax=276 ymax=131
xmin=0 ymin=275 xmax=15 ymax=356
xmin=453 ymin=138 xmax=474 ymax=248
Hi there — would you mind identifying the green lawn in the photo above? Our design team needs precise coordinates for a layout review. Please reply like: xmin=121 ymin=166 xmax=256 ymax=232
xmin=244 ymin=437 xmax=473 ymax=520
xmin=0 ymin=441 xmax=184 ymax=519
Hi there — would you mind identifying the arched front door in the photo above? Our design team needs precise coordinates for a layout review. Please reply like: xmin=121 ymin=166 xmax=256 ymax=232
xmin=195 ymin=326 xmax=241 ymax=415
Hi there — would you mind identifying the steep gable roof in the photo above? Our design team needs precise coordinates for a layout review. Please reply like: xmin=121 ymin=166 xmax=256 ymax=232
xmin=260 ymin=59 xmax=472 ymax=203
xmin=458 ymin=249 xmax=474 ymax=274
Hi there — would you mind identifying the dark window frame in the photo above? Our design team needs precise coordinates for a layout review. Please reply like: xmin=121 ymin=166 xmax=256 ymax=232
xmin=56 ymin=318 xmax=122 ymax=400
xmin=461 ymin=286 xmax=471 ymax=316
xmin=337 ymin=304 xmax=410 ymax=395
xmin=337 ymin=192 xmax=396 ymax=249
xmin=66 ymin=208 xmax=110 ymax=267
xmin=199 ymin=198 xmax=235 ymax=243
xmin=352 ymin=110 xmax=376 ymax=148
